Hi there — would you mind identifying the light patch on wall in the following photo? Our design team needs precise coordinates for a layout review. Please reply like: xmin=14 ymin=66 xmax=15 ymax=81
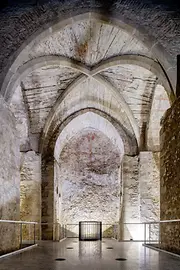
xmin=55 ymin=129 xmax=122 ymax=227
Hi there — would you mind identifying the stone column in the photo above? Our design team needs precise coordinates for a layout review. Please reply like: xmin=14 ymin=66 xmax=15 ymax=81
xmin=20 ymin=151 xmax=41 ymax=240
xmin=41 ymin=156 xmax=54 ymax=240
xmin=120 ymin=155 xmax=140 ymax=240
xmin=53 ymin=160 xmax=62 ymax=241
xmin=139 ymin=151 xmax=160 ymax=241
xmin=0 ymin=98 xmax=20 ymax=254
xmin=139 ymin=151 xmax=160 ymax=221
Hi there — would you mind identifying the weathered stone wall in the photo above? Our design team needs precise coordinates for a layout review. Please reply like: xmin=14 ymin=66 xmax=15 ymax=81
xmin=139 ymin=152 xmax=160 ymax=222
xmin=41 ymin=156 xmax=54 ymax=240
xmin=121 ymin=152 xmax=160 ymax=241
xmin=57 ymin=129 xmax=122 ymax=235
xmin=160 ymin=97 xmax=180 ymax=253
xmin=10 ymin=85 xmax=30 ymax=151
xmin=121 ymin=155 xmax=140 ymax=240
xmin=147 ymin=84 xmax=170 ymax=152
xmin=20 ymin=151 xmax=41 ymax=240
xmin=0 ymin=98 xmax=20 ymax=255
xmin=53 ymin=160 xmax=62 ymax=240
xmin=139 ymin=151 xmax=160 ymax=241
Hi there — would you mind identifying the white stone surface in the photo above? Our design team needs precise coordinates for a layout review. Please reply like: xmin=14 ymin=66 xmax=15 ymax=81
xmin=29 ymin=20 xmax=152 ymax=66
xmin=20 ymin=151 xmax=41 ymax=222
xmin=54 ymin=112 xmax=124 ymax=160
xmin=21 ymin=66 xmax=80 ymax=133
xmin=101 ymin=65 xmax=157 ymax=129
xmin=0 ymin=98 xmax=20 ymax=253
xmin=7 ymin=17 xmax=170 ymax=153
xmin=121 ymin=155 xmax=140 ymax=240
xmin=20 ymin=151 xmax=41 ymax=239
xmin=147 ymin=84 xmax=170 ymax=151
xmin=56 ymin=129 xmax=121 ymax=225
xmin=10 ymin=85 xmax=30 ymax=150
xmin=0 ymin=14 xmax=165 ymax=247
xmin=139 ymin=152 xmax=160 ymax=241
xmin=43 ymin=76 xmax=135 ymax=143
xmin=139 ymin=152 xmax=160 ymax=223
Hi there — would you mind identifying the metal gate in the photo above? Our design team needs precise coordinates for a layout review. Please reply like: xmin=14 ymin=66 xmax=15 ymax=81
xmin=79 ymin=221 xmax=102 ymax=241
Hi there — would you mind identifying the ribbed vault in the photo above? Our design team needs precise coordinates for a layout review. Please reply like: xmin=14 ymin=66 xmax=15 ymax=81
xmin=6 ymin=13 xmax=172 ymax=156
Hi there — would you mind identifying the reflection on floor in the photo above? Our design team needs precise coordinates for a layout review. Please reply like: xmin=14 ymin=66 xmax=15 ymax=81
xmin=1 ymin=239 xmax=180 ymax=270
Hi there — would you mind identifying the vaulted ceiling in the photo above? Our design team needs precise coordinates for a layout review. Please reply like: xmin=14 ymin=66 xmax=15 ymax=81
xmin=8 ymin=13 xmax=171 ymax=154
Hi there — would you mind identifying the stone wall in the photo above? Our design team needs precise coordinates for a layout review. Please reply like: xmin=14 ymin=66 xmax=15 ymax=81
xmin=41 ymin=156 xmax=54 ymax=240
xmin=20 ymin=151 xmax=41 ymax=240
xmin=0 ymin=98 xmax=20 ymax=255
xmin=56 ymin=129 xmax=122 ymax=236
xmin=139 ymin=152 xmax=160 ymax=241
xmin=121 ymin=155 xmax=140 ymax=240
xmin=121 ymin=152 xmax=160 ymax=241
xmin=160 ymin=97 xmax=180 ymax=253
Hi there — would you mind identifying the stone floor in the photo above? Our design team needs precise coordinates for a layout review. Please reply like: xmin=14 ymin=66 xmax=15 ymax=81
xmin=0 ymin=239 xmax=180 ymax=270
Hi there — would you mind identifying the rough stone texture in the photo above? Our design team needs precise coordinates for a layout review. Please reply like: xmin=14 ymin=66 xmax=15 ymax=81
xmin=160 ymin=97 xmax=180 ymax=253
xmin=54 ymin=160 xmax=62 ymax=224
xmin=139 ymin=151 xmax=160 ymax=241
xmin=147 ymin=84 xmax=170 ymax=151
xmin=22 ymin=67 xmax=80 ymax=133
xmin=12 ymin=58 xmax=167 ymax=154
xmin=0 ymin=1 xmax=173 ymax=247
xmin=20 ymin=64 xmax=143 ymax=140
xmin=3 ymin=14 xmax=170 ymax=157
xmin=101 ymin=65 xmax=157 ymax=131
xmin=29 ymin=20 xmax=151 ymax=66
xmin=57 ymin=129 xmax=121 ymax=228
xmin=41 ymin=76 xmax=137 ymax=153
xmin=120 ymin=155 xmax=140 ymax=240
xmin=120 ymin=152 xmax=160 ymax=241
xmin=10 ymin=85 xmax=30 ymax=151
xmin=41 ymin=157 xmax=54 ymax=240
xmin=139 ymin=152 xmax=160 ymax=223
xmin=54 ymin=112 xmax=124 ymax=160
xmin=0 ymin=98 xmax=20 ymax=255
xmin=20 ymin=151 xmax=41 ymax=240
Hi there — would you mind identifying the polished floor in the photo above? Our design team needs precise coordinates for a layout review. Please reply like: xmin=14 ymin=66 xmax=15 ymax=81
xmin=0 ymin=239 xmax=180 ymax=270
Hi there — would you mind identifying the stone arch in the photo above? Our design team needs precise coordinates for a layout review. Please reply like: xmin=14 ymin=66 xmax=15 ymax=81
xmin=3 ymin=53 xmax=174 ymax=103
xmin=5 ymin=54 xmax=173 ymax=151
xmin=54 ymin=112 xmax=125 ymax=228
xmin=92 ymin=55 xmax=174 ymax=102
xmin=42 ymin=107 xmax=138 ymax=158
xmin=41 ymin=108 xmax=137 ymax=239
xmin=0 ymin=10 xmax=177 ymax=100
xmin=54 ymin=112 xmax=125 ymax=160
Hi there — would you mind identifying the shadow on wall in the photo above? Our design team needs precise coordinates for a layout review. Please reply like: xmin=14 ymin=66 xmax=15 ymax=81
xmin=102 ymin=225 xmax=115 ymax=238
xmin=20 ymin=184 xmax=41 ymax=240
